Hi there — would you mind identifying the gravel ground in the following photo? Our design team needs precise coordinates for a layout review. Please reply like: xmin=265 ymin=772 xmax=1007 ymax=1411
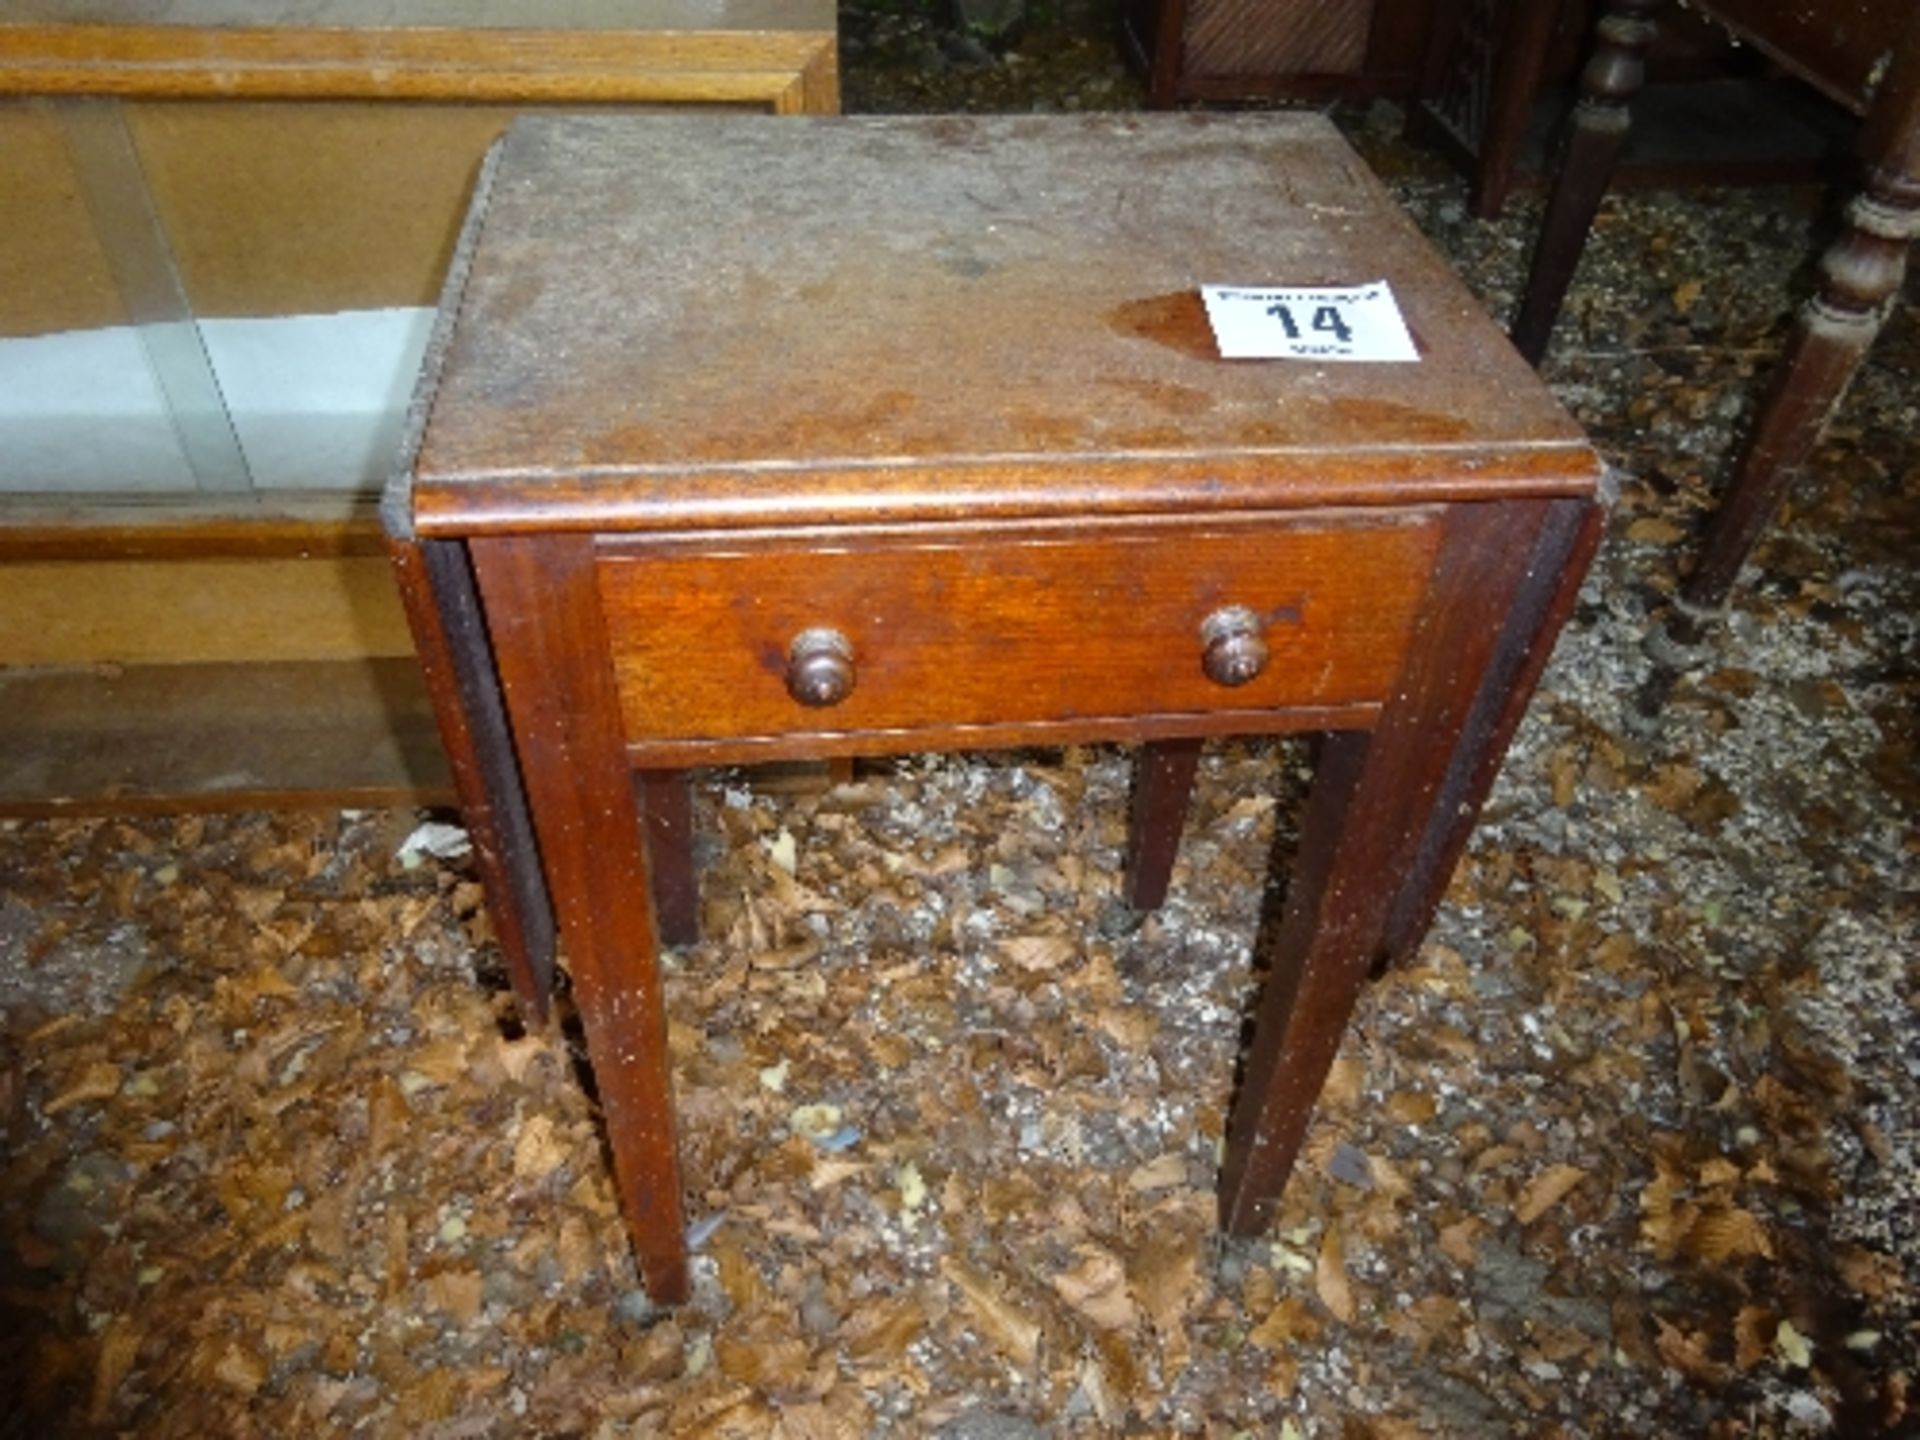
xmin=1 ymin=6 xmax=1915 ymax=1436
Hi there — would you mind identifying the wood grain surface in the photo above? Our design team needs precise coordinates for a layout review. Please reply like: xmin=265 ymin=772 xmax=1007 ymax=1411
xmin=0 ymin=23 xmax=838 ymax=108
xmin=1699 ymin=0 xmax=1908 ymax=110
xmin=472 ymin=533 xmax=690 ymax=1304
xmin=390 ymin=111 xmax=1606 ymax=1295
xmin=1218 ymin=498 xmax=1561 ymax=1234
xmin=0 ymin=556 xmax=410 ymax=666
xmin=598 ymin=514 xmax=1440 ymax=756
xmin=411 ymin=112 xmax=1597 ymax=536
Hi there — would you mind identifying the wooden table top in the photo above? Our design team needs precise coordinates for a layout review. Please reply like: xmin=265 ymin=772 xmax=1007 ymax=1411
xmin=406 ymin=112 xmax=1598 ymax=536
xmin=6 ymin=0 xmax=829 ymax=31
xmin=1695 ymin=1 xmax=1915 ymax=113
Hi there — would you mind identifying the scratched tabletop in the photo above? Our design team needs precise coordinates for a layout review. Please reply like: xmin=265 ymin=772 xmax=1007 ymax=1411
xmin=408 ymin=112 xmax=1598 ymax=535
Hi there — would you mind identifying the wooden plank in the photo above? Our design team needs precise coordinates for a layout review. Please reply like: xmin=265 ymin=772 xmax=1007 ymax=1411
xmin=1219 ymin=498 xmax=1559 ymax=1235
xmin=0 ymin=497 xmax=385 ymax=560
xmin=411 ymin=114 xmax=1598 ymax=539
xmin=0 ymin=24 xmax=837 ymax=106
xmin=0 ymin=554 xmax=412 ymax=665
xmin=7 ymin=1 xmax=836 ymax=34
xmin=473 ymin=532 xmax=690 ymax=1304
xmin=597 ymin=518 xmax=1442 ymax=748
xmin=0 ymin=656 xmax=451 ymax=814
xmin=392 ymin=536 xmax=557 ymax=1017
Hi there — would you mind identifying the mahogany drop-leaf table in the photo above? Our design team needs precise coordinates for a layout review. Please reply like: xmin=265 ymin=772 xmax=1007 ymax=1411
xmin=386 ymin=112 xmax=1604 ymax=1305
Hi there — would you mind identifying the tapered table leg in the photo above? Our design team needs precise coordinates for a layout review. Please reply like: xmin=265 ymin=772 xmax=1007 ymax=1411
xmin=1510 ymin=0 xmax=1663 ymax=366
xmin=1124 ymin=737 xmax=1203 ymax=910
xmin=636 ymin=770 xmax=701 ymax=948
xmin=1220 ymin=499 xmax=1579 ymax=1235
xmin=470 ymin=534 xmax=690 ymax=1304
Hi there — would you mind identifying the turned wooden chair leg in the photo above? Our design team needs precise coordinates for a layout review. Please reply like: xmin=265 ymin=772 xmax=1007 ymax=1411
xmin=1220 ymin=500 xmax=1586 ymax=1236
xmin=1124 ymin=737 xmax=1203 ymax=910
xmin=636 ymin=770 xmax=701 ymax=949
xmin=1510 ymin=0 xmax=1663 ymax=367
xmin=1629 ymin=42 xmax=1920 ymax=722
xmin=389 ymin=535 xmax=556 ymax=1021
xmin=1682 ymin=181 xmax=1920 ymax=613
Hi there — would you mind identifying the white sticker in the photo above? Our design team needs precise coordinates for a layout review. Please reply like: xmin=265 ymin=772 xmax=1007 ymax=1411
xmin=1200 ymin=281 xmax=1419 ymax=362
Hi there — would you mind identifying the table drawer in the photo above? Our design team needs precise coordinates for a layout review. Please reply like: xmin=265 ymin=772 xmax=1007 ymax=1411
xmin=597 ymin=514 xmax=1441 ymax=750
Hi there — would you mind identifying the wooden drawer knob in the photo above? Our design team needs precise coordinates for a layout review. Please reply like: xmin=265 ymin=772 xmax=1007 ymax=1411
xmin=786 ymin=627 xmax=856 ymax=707
xmin=1200 ymin=606 xmax=1268 ymax=687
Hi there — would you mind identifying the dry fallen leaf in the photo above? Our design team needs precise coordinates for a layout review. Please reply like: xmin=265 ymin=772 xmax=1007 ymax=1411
xmin=1733 ymin=1305 xmax=1773 ymax=1370
xmin=839 ymin=1297 xmax=927 ymax=1366
xmin=1128 ymin=1227 xmax=1200 ymax=1378
xmin=513 ymin=1113 xmax=569 ymax=1181
xmin=714 ymin=1234 xmax=770 ymax=1311
xmin=1654 ymin=1317 xmax=1731 ymax=1385
xmin=1682 ymin=1203 xmax=1774 ymax=1264
xmin=1388 ymin=1294 xmax=1463 ymax=1358
xmin=1051 ymin=1244 xmax=1137 ymax=1332
xmin=716 ymin=1331 xmax=813 ymax=1397
xmin=941 ymin=1257 xmax=1041 ymax=1368
xmin=1835 ymin=1245 xmax=1906 ymax=1302
xmin=1438 ymin=1215 xmax=1484 ymax=1267
xmin=88 ymin=1319 xmax=142 ymax=1424
xmin=772 ymin=1401 xmax=842 ymax=1440
xmin=424 ymin=1267 xmax=483 ymax=1323
xmin=209 ymin=1339 xmax=269 ymax=1396
xmin=1248 ymin=1296 xmax=1322 ymax=1351
xmin=999 ymin=934 xmax=1077 ymax=972
xmin=1125 ymin=1151 xmax=1188 ymax=1193
xmin=44 ymin=1060 xmax=122 ymax=1115
xmin=1321 ymin=1056 xmax=1366 ymax=1110
xmin=1315 ymin=1226 xmax=1357 ymax=1325
xmin=1513 ymin=1162 xmax=1588 ymax=1224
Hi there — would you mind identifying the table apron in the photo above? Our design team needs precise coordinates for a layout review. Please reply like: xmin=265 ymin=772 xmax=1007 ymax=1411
xmin=594 ymin=511 xmax=1443 ymax=757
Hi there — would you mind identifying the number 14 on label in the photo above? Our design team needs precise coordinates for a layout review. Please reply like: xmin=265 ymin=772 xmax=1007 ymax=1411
xmin=1265 ymin=301 xmax=1352 ymax=345
xmin=1199 ymin=281 xmax=1419 ymax=363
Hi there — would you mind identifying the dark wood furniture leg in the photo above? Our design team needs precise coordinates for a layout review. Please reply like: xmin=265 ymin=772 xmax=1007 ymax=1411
xmin=1143 ymin=0 xmax=1188 ymax=108
xmin=1124 ymin=736 xmax=1203 ymax=910
xmin=1381 ymin=497 xmax=1605 ymax=963
xmin=635 ymin=770 xmax=701 ymax=948
xmin=1472 ymin=0 xmax=1563 ymax=219
xmin=470 ymin=534 xmax=690 ymax=1304
xmin=1680 ymin=85 xmax=1920 ymax=611
xmin=388 ymin=535 xmax=555 ymax=1020
xmin=1218 ymin=500 xmax=1560 ymax=1235
xmin=1510 ymin=0 xmax=1664 ymax=365
xmin=1634 ymin=44 xmax=1920 ymax=721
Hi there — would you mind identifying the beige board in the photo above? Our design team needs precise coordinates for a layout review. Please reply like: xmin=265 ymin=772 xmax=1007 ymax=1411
xmin=1 ymin=98 xmax=667 ymax=337
xmin=7 ymin=1 xmax=836 ymax=34
xmin=0 ymin=101 xmax=124 ymax=337
xmin=0 ymin=556 xmax=411 ymax=665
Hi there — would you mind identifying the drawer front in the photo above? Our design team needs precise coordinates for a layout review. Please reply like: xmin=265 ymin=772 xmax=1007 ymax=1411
xmin=597 ymin=515 xmax=1440 ymax=750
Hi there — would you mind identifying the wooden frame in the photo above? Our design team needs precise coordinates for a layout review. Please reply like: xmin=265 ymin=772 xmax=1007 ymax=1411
xmin=0 ymin=22 xmax=837 ymax=113
xmin=1128 ymin=0 xmax=1434 ymax=107
xmin=0 ymin=3 xmax=838 ymax=810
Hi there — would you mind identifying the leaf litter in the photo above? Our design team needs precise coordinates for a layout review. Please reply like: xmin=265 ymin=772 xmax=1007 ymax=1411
xmin=2 ymin=28 xmax=1918 ymax=1439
